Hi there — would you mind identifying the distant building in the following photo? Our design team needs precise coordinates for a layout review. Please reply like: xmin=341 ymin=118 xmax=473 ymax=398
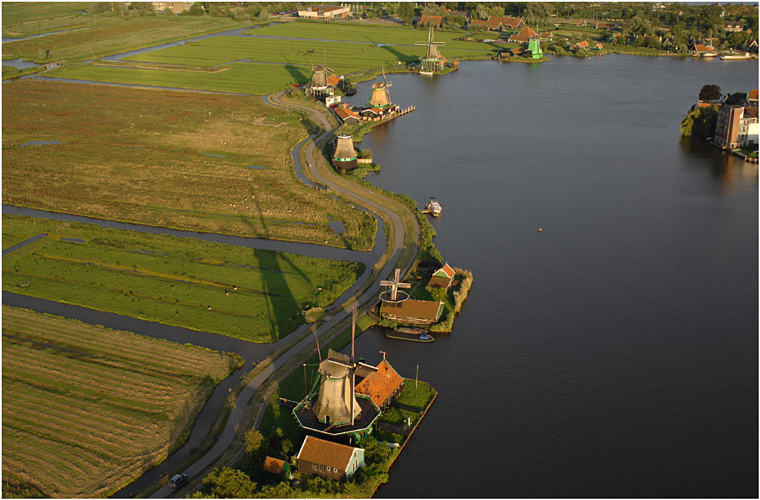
xmin=152 ymin=2 xmax=192 ymax=12
xmin=595 ymin=22 xmax=617 ymax=30
xmin=419 ymin=14 xmax=443 ymax=28
xmin=296 ymin=436 xmax=364 ymax=482
xmin=714 ymin=104 xmax=759 ymax=149
xmin=508 ymin=26 xmax=537 ymax=44
xmin=334 ymin=105 xmax=361 ymax=125
xmin=724 ymin=21 xmax=744 ymax=32
xmin=571 ymin=40 xmax=589 ymax=51
xmin=297 ymin=5 xmax=350 ymax=19
xmin=490 ymin=16 xmax=524 ymax=30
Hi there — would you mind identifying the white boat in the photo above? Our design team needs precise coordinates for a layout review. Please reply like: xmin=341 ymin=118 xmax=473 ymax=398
xmin=426 ymin=198 xmax=442 ymax=217
xmin=721 ymin=53 xmax=750 ymax=60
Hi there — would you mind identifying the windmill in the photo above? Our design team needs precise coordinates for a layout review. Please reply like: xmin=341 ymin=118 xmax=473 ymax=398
xmin=332 ymin=134 xmax=358 ymax=173
xmin=415 ymin=25 xmax=446 ymax=73
xmin=312 ymin=306 xmax=360 ymax=426
xmin=380 ymin=268 xmax=411 ymax=302
xmin=367 ymin=66 xmax=394 ymax=109
xmin=306 ymin=55 xmax=336 ymax=97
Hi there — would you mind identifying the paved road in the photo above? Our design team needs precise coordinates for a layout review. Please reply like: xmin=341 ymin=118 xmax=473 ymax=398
xmin=148 ymin=93 xmax=419 ymax=498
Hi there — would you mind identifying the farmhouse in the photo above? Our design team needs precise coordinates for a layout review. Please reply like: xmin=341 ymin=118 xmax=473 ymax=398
xmin=428 ymin=262 xmax=455 ymax=290
xmin=262 ymin=456 xmax=291 ymax=482
xmin=419 ymin=14 xmax=443 ymax=28
xmin=297 ymin=5 xmax=350 ymax=19
xmin=296 ymin=436 xmax=364 ymax=482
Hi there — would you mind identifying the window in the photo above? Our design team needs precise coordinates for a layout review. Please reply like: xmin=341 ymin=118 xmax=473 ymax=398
xmin=320 ymin=464 xmax=325 ymax=472
xmin=312 ymin=463 xmax=317 ymax=471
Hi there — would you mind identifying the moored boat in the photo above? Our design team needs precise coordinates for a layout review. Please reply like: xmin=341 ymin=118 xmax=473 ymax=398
xmin=425 ymin=197 xmax=442 ymax=217
xmin=394 ymin=326 xmax=428 ymax=335
xmin=385 ymin=329 xmax=434 ymax=342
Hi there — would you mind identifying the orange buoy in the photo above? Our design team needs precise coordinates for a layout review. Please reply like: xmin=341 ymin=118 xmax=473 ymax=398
xmin=539 ymin=228 xmax=542 ymax=232
xmin=558 ymin=80 xmax=561 ymax=82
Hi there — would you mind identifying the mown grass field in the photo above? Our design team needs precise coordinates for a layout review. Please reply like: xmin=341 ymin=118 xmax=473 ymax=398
xmin=2 ymin=216 xmax=364 ymax=342
xmin=50 ymin=35 xmax=491 ymax=94
xmin=2 ymin=80 xmax=376 ymax=250
xmin=3 ymin=14 xmax=239 ymax=62
xmin=1 ymin=2 xmax=104 ymax=38
xmin=1 ymin=305 xmax=243 ymax=498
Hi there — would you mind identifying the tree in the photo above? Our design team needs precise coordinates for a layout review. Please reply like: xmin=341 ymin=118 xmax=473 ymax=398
xmin=115 ymin=2 xmax=128 ymax=15
xmin=200 ymin=468 xmax=257 ymax=498
xmin=89 ymin=2 xmax=113 ymax=15
xmin=257 ymin=8 xmax=269 ymax=21
xmin=699 ymin=84 xmax=721 ymax=102
xmin=681 ymin=106 xmax=718 ymax=138
xmin=397 ymin=2 xmax=414 ymax=25
xmin=36 ymin=49 xmax=49 ymax=60
xmin=186 ymin=2 xmax=205 ymax=16
xmin=245 ymin=429 xmax=265 ymax=455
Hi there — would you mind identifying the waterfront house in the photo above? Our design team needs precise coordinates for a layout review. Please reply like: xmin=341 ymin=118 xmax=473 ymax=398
xmin=507 ymin=26 xmax=537 ymax=44
xmin=428 ymin=262 xmax=456 ymax=290
xmin=380 ymin=299 xmax=444 ymax=326
xmin=507 ymin=47 xmax=525 ymax=57
xmin=355 ymin=358 xmax=405 ymax=411
xmin=262 ymin=456 xmax=291 ymax=483
xmin=714 ymin=105 xmax=759 ymax=149
xmin=296 ymin=436 xmax=364 ymax=482
xmin=334 ymin=105 xmax=361 ymax=125
xmin=571 ymin=40 xmax=589 ymax=51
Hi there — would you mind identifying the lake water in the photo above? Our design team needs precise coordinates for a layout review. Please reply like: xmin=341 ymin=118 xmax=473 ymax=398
xmin=342 ymin=56 xmax=758 ymax=497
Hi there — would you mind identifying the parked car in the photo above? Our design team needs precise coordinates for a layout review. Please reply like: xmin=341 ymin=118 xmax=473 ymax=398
xmin=169 ymin=474 xmax=188 ymax=488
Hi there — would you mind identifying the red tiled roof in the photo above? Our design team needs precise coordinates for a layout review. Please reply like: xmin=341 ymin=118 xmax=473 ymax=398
xmin=381 ymin=299 xmax=443 ymax=322
xmin=327 ymin=74 xmax=341 ymax=86
xmin=297 ymin=436 xmax=356 ymax=471
xmin=749 ymin=89 xmax=758 ymax=100
xmin=263 ymin=456 xmax=286 ymax=475
xmin=573 ymin=40 xmax=589 ymax=48
xmin=693 ymin=44 xmax=713 ymax=52
xmin=355 ymin=359 xmax=404 ymax=408
xmin=334 ymin=106 xmax=359 ymax=121
xmin=490 ymin=16 xmax=523 ymax=28
xmin=517 ymin=26 xmax=537 ymax=38
xmin=433 ymin=262 xmax=455 ymax=279
xmin=539 ymin=32 xmax=553 ymax=40
xmin=470 ymin=19 xmax=502 ymax=30
xmin=420 ymin=15 xmax=443 ymax=26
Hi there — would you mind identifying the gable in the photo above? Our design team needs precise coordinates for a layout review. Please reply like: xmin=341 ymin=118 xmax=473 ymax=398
xmin=297 ymin=436 xmax=358 ymax=471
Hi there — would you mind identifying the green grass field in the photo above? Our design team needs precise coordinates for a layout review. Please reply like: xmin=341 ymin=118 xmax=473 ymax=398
xmin=2 ymin=305 xmax=242 ymax=498
xmin=3 ymin=14 xmax=239 ymax=62
xmin=2 ymin=80 xmax=376 ymax=250
xmin=2 ymin=216 xmax=364 ymax=342
xmin=1 ymin=215 xmax=62 ymax=250
xmin=1 ymin=2 xmax=104 ymax=38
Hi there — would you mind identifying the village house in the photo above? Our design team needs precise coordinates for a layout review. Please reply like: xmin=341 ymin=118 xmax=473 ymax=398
xmin=296 ymin=436 xmax=364 ymax=482
xmin=507 ymin=26 xmax=537 ymax=44
xmin=354 ymin=357 xmax=405 ymax=412
xmin=469 ymin=18 xmax=503 ymax=31
xmin=380 ymin=299 xmax=444 ymax=326
xmin=714 ymin=98 xmax=759 ymax=149
xmin=428 ymin=262 xmax=455 ymax=290
xmin=689 ymin=42 xmax=717 ymax=56
xmin=333 ymin=104 xmax=361 ymax=125
xmin=297 ymin=5 xmax=350 ymax=19
xmin=490 ymin=16 xmax=525 ymax=30
xmin=571 ymin=40 xmax=589 ymax=51
xmin=595 ymin=21 xmax=617 ymax=30
xmin=724 ymin=21 xmax=744 ymax=32
xmin=262 ymin=456 xmax=291 ymax=483
xmin=151 ymin=2 xmax=192 ymax=13
xmin=419 ymin=14 xmax=443 ymax=28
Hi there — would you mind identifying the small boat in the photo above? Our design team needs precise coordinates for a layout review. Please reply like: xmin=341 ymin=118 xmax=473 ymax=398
xmin=425 ymin=198 xmax=442 ymax=217
xmin=385 ymin=329 xmax=434 ymax=342
xmin=344 ymin=88 xmax=357 ymax=96
xmin=720 ymin=53 xmax=750 ymax=60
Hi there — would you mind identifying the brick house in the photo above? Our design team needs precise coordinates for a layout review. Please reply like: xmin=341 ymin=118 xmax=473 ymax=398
xmin=296 ymin=436 xmax=364 ymax=482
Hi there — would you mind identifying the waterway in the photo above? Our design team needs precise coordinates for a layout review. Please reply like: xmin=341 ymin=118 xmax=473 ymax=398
xmin=342 ymin=56 xmax=758 ymax=497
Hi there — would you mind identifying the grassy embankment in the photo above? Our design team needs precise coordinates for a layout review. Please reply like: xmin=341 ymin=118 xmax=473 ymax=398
xmin=2 ymin=215 xmax=364 ymax=343
xmin=1 ymin=305 xmax=243 ymax=498
xmin=46 ymin=23 xmax=495 ymax=94
xmin=2 ymin=80 xmax=376 ymax=251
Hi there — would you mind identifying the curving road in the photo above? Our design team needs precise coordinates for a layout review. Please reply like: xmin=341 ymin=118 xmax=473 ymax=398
xmin=146 ymin=92 xmax=419 ymax=498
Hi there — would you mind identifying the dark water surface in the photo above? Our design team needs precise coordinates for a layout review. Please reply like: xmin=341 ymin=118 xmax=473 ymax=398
xmin=346 ymin=56 xmax=757 ymax=497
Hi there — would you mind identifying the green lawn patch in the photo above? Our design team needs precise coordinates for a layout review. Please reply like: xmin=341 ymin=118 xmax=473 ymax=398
xmin=2 ymin=217 xmax=364 ymax=343
xmin=1 ymin=215 xmax=64 ymax=251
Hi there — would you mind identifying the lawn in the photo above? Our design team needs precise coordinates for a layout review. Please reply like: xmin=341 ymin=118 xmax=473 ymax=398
xmin=2 ymin=216 xmax=365 ymax=342
xmin=2 ymin=80 xmax=376 ymax=250
xmin=1 ymin=2 xmax=106 ymax=38
xmin=1 ymin=305 xmax=243 ymax=498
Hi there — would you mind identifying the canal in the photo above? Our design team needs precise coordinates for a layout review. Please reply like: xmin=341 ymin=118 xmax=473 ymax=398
xmin=341 ymin=55 xmax=758 ymax=497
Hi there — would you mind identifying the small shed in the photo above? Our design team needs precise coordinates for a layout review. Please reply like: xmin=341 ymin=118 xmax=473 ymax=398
xmin=428 ymin=262 xmax=456 ymax=289
xmin=262 ymin=456 xmax=291 ymax=482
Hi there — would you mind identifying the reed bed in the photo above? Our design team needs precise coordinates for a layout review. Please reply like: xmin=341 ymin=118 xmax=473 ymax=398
xmin=1 ymin=305 xmax=241 ymax=498
xmin=2 ymin=81 xmax=375 ymax=250
xmin=2 ymin=216 xmax=365 ymax=342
